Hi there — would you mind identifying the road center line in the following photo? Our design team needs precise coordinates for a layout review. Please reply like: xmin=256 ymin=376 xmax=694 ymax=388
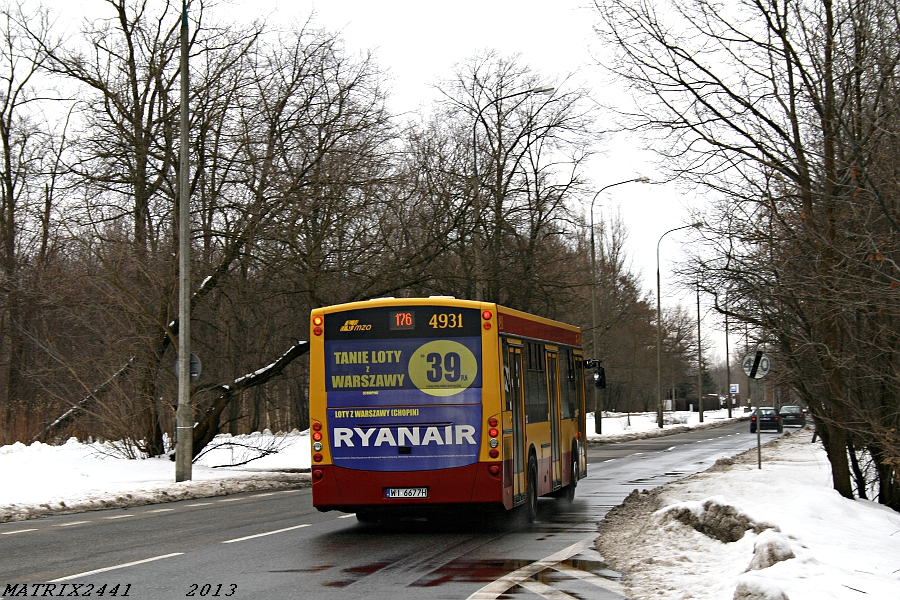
xmin=221 ymin=524 xmax=310 ymax=544
xmin=55 ymin=521 xmax=91 ymax=527
xmin=49 ymin=553 xmax=184 ymax=582
xmin=104 ymin=514 xmax=133 ymax=519
xmin=146 ymin=508 xmax=175 ymax=513
xmin=1 ymin=528 xmax=37 ymax=535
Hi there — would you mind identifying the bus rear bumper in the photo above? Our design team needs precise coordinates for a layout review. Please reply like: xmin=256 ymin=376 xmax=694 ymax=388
xmin=312 ymin=463 xmax=503 ymax=511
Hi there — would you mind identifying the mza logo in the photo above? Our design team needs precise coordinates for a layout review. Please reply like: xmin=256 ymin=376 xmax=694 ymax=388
xmin=340 ymin=319 xmax=372 ymax=332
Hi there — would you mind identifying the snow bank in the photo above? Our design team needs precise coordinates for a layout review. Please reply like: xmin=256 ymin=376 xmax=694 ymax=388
xmin=0 ymin=431 xmax=312 ymax=523
xmin=595 ymin=430 xmax=900 ymax=599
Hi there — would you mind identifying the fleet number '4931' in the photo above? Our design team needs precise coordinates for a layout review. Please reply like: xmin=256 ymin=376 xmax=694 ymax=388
xmin=429 ymin=313 xmax=463 ymax=328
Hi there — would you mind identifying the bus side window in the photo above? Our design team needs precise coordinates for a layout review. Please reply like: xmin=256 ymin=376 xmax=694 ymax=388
xmin=524 ymin=342 xmax=548 ymax=423
xmin=503 ymin=365 xmax=512 ymax=411
xmin=561 ymin=349 xmax=577 ymax=419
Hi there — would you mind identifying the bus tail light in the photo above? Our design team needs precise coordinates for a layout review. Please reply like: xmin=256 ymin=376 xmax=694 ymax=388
xmin=313 ymin=469 xmax=323 ymax=480
xmin=487 ymin=416 xmax=500 ymax=459
xmin=311 ymin=420 xmax=325 ymax=457
xmin=482 ymin=310 xmax=492 ymax=330
xmin=489 ymin=465 xmax=500 ymax=476
xmin=312 ymin=315 xmax=324 ymax=336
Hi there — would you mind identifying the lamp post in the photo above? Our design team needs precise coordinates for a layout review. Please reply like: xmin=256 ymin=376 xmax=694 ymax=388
xmin=471 ymin=85 xmax=554 ymax=301
xmin=588 ymin=177 xmax=649 ymax=433
xmin=656 ymin=222 xmax=703 ymax=428
xmin=725 ymin=292 xmax=732 ymax=418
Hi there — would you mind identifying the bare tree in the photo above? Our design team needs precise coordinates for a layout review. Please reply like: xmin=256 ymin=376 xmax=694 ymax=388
xmin=435 ymin=51 xmax=596 ymax=315
xmin=0 ymin=2 xmax=61 ymax=443
xmin=594 ymin=0 xmax=900 ymax=506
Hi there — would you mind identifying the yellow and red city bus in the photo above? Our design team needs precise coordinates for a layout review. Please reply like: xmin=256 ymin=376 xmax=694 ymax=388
xmin=308 ymin=297 xmax=587 ymax=523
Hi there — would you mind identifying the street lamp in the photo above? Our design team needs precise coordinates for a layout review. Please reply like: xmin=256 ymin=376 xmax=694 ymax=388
xmin=656 ymin=222 xmax=703 ymax=428
xmin=471 ymin=85 xmax=554 ymax=301
xmin=588 ymin=177 xmax=650 ymax=433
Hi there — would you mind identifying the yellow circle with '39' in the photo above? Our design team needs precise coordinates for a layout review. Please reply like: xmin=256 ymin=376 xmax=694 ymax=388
xmin=407 ymin=340 xmax=478 ymax=396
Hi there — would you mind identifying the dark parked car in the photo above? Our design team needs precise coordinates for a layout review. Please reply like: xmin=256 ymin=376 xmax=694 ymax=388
xmin=750 ymin=407 xmax=783 ymax=433
xmin=779 ymin=405 xmax=806 ymax=427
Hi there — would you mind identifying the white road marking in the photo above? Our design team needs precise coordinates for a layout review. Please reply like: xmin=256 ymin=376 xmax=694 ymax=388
xmin=517 ymin=579 xmax=579 ymax=599
xmin=253 ymin=493 xmax=274 ymax=497
xmin=218 ymin=497 xmax=244 ymax=502
xmin=221 ymin=524 xmax=310 ymax=544
xmin=49 ymin=553 xmax=184 ymax=582
xmin=337 ymin=514 xmax=356 ymax=519
xmin=1 ymin=529 xmax=37 ymax=535
xmin=466 ymin=536 xmax=595 ymax=600
xmin=185 ymin=502 xmax=212 ymax=507
xmin=552 ymin=563 xmax=626 ymax=595
xmin=103 ymin=514 xmax=133 ymax=519
xmin=55 ymin=521 xmax=91 ymax=527
xmin=146 ymin=508 xmax=175 ymax=513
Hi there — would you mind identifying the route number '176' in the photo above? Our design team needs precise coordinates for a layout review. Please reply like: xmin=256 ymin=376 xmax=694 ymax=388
xmin=429 ymin=313 xmax=463 ymax=328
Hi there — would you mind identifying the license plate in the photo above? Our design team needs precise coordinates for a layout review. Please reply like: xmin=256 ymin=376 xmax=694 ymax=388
xmin=385 ymin=487 xmax=428 ymax=499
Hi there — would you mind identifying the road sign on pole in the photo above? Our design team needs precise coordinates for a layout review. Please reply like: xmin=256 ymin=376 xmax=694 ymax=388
xmin=742 ymin=351 xmax=770 ymax=379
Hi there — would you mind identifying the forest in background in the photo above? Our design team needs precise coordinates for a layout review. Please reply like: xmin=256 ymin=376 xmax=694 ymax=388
xmin=0 ymin=0 xmax=896 ymax=511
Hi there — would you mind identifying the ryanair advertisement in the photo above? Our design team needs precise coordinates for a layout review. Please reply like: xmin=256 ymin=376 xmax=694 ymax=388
xmin=324 ymin=306 xmax=483 ymax=471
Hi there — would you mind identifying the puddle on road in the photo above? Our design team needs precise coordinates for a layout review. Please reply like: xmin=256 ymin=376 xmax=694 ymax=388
xmin=269 ymin=565 xmax=333 ymax=573
xmin=407 ymin=557 xmax=620 ymax=588
xmin=314 ymin=560 xmax=394 ymax=587
xmin=409 ymin=559 xmax=533 ymax=586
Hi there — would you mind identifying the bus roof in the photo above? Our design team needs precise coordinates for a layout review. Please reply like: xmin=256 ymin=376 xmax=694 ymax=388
xmin=312 ymin=298 xmax=581 ymax=348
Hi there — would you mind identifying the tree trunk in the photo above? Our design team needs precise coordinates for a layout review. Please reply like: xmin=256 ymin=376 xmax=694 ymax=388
xmin=816 ymin=416 xmax=854 ymax=499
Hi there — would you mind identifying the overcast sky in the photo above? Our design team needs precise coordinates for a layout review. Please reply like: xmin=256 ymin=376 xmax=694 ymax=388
xmin=51 ymin=0 xmax=728 ymax=357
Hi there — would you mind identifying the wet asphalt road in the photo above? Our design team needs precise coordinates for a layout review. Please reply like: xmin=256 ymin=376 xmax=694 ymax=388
xmin=0 ymin=419 xmax=779 ymax=600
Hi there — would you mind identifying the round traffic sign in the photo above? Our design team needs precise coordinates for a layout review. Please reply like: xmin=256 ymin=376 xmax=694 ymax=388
xmin=174 ymin=353 xmax=202 ymax=382
xmin=741 ymin=351 xmax=770 ymax=379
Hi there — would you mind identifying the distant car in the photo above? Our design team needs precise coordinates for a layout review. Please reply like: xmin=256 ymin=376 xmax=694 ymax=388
xmin=750 ymin=407 xmax=783 ymax=433
xmin=779 ymin=405 xmax=806 ymax=427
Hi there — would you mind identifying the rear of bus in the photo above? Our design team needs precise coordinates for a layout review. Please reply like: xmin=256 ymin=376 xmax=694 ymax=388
xmin=308 ymin=298 xmax=501 ymax=519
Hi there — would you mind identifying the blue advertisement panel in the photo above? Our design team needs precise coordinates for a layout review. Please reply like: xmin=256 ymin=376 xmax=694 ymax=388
xmin=323 ymin=306 xmax=485 ymax=471
xmin=325 ymin=336 xmax=482 ymax=407
xmin=328 ymin=404 xmax=482 ymax=471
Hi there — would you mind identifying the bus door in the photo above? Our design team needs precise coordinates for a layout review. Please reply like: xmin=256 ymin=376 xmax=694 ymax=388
xmin=504 ymin=340 xmax=526 ymax=504
xmin=546 ymin=349 xmax=562 ymax=490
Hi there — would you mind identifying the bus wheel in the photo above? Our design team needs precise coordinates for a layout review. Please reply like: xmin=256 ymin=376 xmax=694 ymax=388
xmin=526 ymin=456 xmax=538 ymax=523
xmin=356 ymin=509 xmax=379 ymax=524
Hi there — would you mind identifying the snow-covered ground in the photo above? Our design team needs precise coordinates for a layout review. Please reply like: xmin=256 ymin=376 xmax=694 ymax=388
xmin=596 ymin=428 xmax=900 ymax=599
xmin=0 ymin=430 xmax=313 ymax=522
xmin=7 ymin=410 xmax=896 ymax=598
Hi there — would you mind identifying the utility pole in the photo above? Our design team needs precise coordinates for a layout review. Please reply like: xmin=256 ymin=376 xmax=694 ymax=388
xmin=175 ymin=0 xmax=192 ymax=482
